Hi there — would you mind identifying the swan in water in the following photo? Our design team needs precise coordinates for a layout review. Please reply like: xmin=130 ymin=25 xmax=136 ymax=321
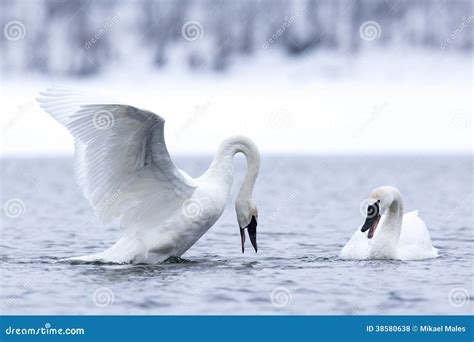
xmin=37 ymin=87 xmax=260 ymax=264
xmin=341 ymin=186 xmax=438 ymax=260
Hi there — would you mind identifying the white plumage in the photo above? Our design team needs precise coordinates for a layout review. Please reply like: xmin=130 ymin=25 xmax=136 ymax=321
xmin=341 ymin=186 xmax=438 ymax=260
xmin=37 ymin=87 xmax=260 ymax=264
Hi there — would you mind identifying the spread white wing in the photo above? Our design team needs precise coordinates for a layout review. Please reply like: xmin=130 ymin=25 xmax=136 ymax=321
xmin=37 ymin=87 xmax=196 ymax=227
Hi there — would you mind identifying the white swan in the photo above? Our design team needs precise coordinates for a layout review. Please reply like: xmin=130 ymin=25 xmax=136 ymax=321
xmin=37 ymin=87 xmax=260 ymax=264
xmin=341 ymin=186 xmax=438 ymax=260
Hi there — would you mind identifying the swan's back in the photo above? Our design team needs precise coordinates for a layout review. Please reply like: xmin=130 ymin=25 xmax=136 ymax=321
xmin=397 ymin=211 xmax=438 ymax=260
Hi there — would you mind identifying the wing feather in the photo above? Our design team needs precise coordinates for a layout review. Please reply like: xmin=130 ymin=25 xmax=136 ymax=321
xmin=37 ymin=87 xmax=195 ymax=224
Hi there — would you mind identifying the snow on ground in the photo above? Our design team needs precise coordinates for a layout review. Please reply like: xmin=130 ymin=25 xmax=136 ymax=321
xmin=0 ymin=49 xmax=472 ymax=156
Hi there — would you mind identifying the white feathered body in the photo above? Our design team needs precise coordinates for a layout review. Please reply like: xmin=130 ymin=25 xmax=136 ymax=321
xmin=37 ymin=87 xmax=259 ymax=264
xmin=76 ymin=178 xmax=229 ymax=263
xmin=341 ymin=211 xmax=438 ymax=261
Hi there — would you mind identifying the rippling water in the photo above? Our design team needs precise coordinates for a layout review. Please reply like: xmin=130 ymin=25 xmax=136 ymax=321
xmin=1 ymin=156 xmax=472 ymax=315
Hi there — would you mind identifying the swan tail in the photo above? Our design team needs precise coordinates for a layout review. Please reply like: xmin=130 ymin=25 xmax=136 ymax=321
xmin=398 ymin=210 xmax=439 ymax=260
xmin=62 ymin=236 xmax=147 ymax=264
xmin=61 ymin=253 xmax=106 ymax=263
xmin=404 ymin=210 xmax=419 ymax=217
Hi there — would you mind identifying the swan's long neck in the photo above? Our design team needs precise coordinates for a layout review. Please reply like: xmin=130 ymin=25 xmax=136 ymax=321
xmin=371 ymin=192 xmax=404 ymax=257
xmin=204 ymin=136 xmax=260 ymax=198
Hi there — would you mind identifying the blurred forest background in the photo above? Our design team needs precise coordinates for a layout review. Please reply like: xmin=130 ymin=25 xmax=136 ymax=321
xmin=1 ymin=0 xmax=472 ymax=76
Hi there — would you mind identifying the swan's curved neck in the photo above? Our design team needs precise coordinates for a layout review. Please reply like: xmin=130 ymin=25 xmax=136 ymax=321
xmin=204 ymin=136 xmax=260 ymax=198
xmin=369 ymin=191 xmax=404 ymax=259
xmin=376 ymin=192 xmax=404 ymax=245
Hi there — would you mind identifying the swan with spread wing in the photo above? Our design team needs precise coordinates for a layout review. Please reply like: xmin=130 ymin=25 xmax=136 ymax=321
xmin=37 ymin=87 xmax=260 ymax=264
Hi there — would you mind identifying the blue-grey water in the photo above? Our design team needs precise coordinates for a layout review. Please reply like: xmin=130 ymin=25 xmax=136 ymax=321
xmin=1 ymin=156 xmax=473 ymax=315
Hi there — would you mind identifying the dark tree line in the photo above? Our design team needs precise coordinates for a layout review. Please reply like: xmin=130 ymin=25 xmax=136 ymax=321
xmin=1 ymin=0 xmax=472 ymax=76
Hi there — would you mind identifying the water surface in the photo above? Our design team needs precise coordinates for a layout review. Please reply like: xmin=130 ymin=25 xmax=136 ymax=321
xmin=1 ymin=156 xmax=472 ymax=314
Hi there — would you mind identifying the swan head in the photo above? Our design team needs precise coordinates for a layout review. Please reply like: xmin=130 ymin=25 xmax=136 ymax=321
xmin=360 ymin=186 xmax=399 ymax=238
xmin=236 ymin=199 xmax=258 ymax=253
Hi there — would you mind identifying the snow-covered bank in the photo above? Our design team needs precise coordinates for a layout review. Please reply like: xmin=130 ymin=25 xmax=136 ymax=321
xmin=1 ymin=50 xmax=472 ymax=156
